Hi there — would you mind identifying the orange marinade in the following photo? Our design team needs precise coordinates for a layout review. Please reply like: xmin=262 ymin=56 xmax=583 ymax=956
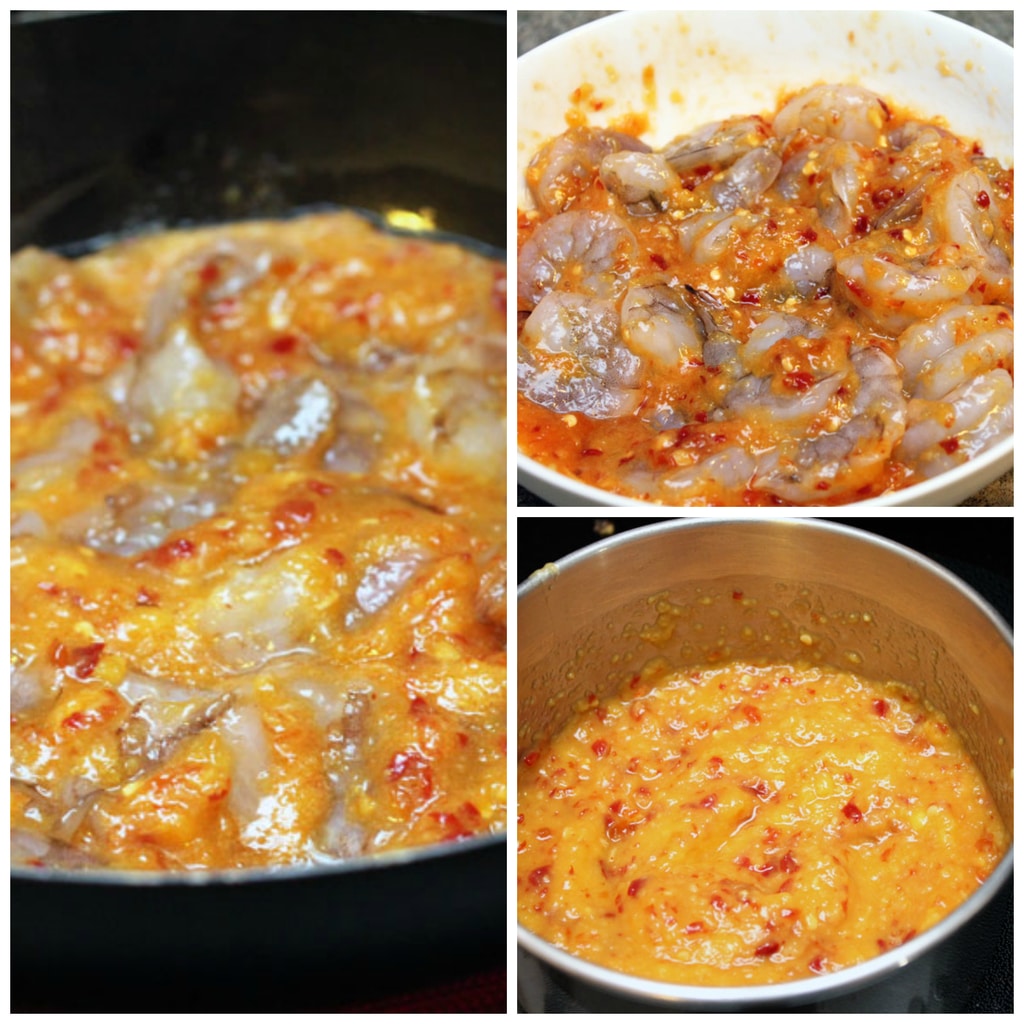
xmin=518 ymin=660 xmax=1007 ymax=985
xmin=12 ymin=212 xmax=507 ymax=870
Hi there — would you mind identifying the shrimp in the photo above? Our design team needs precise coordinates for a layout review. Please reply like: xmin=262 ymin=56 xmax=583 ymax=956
xmin=710 ymin=146 xmax=782 ymax=213
xmin=661 ymin=116 xmax=771 ymax=174
xmin=600 ymin=151 xmax=679 ymax=215
xmin=518 ymin=291 xmax=643 ymax=419
xmin=517 ymin=210 xmax=638 ymax=308
xmin=526 ymin=126 xmax=651 ymax=216
xmin=815 ymin=141 xmax=873 ymax=242
xmin=897 ymin=304 xmax=1013 ymax=401
xmin=782 ymin=244 xmax=835 ymax=298
xmin=773 ymin=84 xmax=890 ymax=147
xmin=752 ymin=347 xmax=908 ymax=502
xmin=619 ymin=283 xmax=706 ymax=365
xmin=896 ymin=370 xmax=1012 ymax=479
xmin=926 ymin=167 xmax=1013 ymax=302
xmin=834 ymin=241 xmax=981 ymax=333
xmin=678 ymin=209 xmax=759 ymax=265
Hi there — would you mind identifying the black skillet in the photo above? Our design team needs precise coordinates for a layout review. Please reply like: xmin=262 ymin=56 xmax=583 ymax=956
xmin=12 ymin=11 xmax=506 ymax=1011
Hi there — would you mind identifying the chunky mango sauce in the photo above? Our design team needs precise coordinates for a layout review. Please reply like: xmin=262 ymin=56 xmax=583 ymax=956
xmin=12 ymin=212 xmax=507 ymax=870
xmin=518 ymin=660 xmax=1006 ymax=984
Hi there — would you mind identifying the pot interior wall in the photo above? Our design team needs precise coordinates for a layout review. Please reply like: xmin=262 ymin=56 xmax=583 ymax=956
xmin=519 ymin=522 xmax=1013 ymax=831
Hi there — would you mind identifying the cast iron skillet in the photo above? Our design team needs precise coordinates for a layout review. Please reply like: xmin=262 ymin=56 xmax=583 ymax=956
xmin=12 ymin=11 xmax=506 ymax=1012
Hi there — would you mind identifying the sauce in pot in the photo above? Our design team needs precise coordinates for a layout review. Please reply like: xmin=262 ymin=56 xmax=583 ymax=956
xmin=518 ymin=659 xmax=1006 ymax=984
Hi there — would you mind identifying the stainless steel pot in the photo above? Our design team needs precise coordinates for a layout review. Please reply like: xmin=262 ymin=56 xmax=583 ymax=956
xmin=517 ymin=518 xmax=1013 ymax=1012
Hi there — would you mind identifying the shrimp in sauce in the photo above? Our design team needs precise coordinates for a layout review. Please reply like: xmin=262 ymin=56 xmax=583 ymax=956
xmin=517 ymin=84 xmax=1013 ymax=505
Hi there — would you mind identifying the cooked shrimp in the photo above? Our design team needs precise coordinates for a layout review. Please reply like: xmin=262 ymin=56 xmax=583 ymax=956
xmin=526 ymin=126 xmax=652 ymax=216
xmin=752 ymin=347 xmax=907 ymax=502
xmin=518 ymin=210 xmax=638 ymax=308
xmin=773 ymin=84 xmax=890 ymax=147
xmin=897 ymin=304 xmax=1013 ymax=400
xmin=518 ymin=292 xmax=643 ymax=418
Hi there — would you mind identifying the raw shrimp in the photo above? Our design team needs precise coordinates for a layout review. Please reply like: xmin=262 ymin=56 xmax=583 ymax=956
xmin=897 ymin=370 xmax=1012 ymax=478
xmin=518 ymin=210 xmax=638 ymax=308
xmin=526 ymin=126 xmax=651 ymax=216
xmin=517 ymin=83 xmax=1013 ymax=506
xmin=518 ymin=291 xmax=643 ymax=418
xmin=619 ymin=282 xmax=706 ymax=365
xmin=600 ymin=151 xmax=679 ymax=215
xmin=927 ymin=166 xmax=1013 ymax=301
xmin=752 ymin=347 xmax=907 ymax=502
xmin=661 ymin=116 xmax=771 ymax=173
xmin=835 ymin=242 xmax=981 ymax=333
xmin=897 ymin=304 xmax=1013 ymax=400
xmin=773 ymin=84 xmax=890 ymax=147
xmin=710 ymin=146 xmax=782 ymax=213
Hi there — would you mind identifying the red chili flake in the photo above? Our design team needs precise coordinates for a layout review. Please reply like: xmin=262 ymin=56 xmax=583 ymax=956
xmin=528 ymin=865 xmax=551 ymax=889
xmin=324 ymin=547 xmax=347 ymax=566
xmin=269 ymin=334 xmax=300 ymax=354
xmin=939 ymin=437 xmax=960 ymax=454
xmin=842 ymin=801 xmax=863 ymax=823
xmin=780 ymin=851 xmax=799 ymax=873
xmin=783 ymin=370 xmax=814 ymax=392
xmin=732 ymin=590 xmax=744 ymax=600
xmin=755 ymin=942 xmax=781 ymax=957
xmin=685 ymin=921 xmax=706 ymax=934
xmin=649 ymin=253 xmax=668 ymax=270
xmin=61 ymin=710 xmax=96 ymax=731
xmin=271 ymin=498 xmax=316 ymax=535
xmin=51 ymin=641 xmax=105 ymax=680
xmin=765 ymin=219 xmax=779 ymax=235
xmin=779 ymin=675 xmax=792 ymax=685
xmin=798 ymin=227 xmax=818 ymax=244
xmin=743 ymin=779 xmax=770 ymax=799
xmin=627 ymin=878 xmax=647 ymax=898
xmin=976 ymin=190 xmax=991 ymax=209
xmin=517 ymin=813 xmax=525 ymax=825
xmin=306 ymin=479 xmax=334 ymax=496
xmin=523 ymin=751 xmax=539 ymax=767
xmin=708 ymin=756 xmax=724 ymax=778
xmin=592 ymin=739 xmax=610 ymax=758
xmin=581 ymin=448 xmax=603 ymax=457
xmin=873 ymin=699 xmax=888 ymax=717
xmin=432 ymin=810 xmax=474 ymax=841
xmin=741 ymin=704 xmax=762 ymax=724
xmin=198 ymin=261 xmax=221 ymax=285
xmin=845 ymin=277 xmax=872 ymax=305
xmin=410 ymin=696 xmax=430 ymax=715
xmin=809 ymin=955 xmax=827 ymax=974
xmin=700 ymin=793 xmax=718 ymax=809
xmin=853 ymin=215 xmax=870 ymax=234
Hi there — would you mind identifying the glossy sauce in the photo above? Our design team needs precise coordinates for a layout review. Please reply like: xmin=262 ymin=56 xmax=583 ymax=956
xmin=11 ymin=212 xmax=507 ymax=870
xmin=518 ymin=660 xmax=1006 ymax=984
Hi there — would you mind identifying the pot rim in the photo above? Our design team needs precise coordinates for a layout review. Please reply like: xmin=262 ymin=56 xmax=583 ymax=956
xmin=517 ymin=516 xmax=1013 ymax=1005
xmin=12 ymin=829 xmax=504 ymax=888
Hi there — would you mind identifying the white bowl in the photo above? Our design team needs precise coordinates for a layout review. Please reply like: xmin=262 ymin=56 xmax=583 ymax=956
xmin=517 ymin=10 xmax=1013 ymax=508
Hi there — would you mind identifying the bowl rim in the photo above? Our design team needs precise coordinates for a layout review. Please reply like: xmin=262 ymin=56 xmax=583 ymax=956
xmin=517 ymin=516 xmax=1013 ymax=1003
xmin=516 ymin=8 xmax=1014 ymax=509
